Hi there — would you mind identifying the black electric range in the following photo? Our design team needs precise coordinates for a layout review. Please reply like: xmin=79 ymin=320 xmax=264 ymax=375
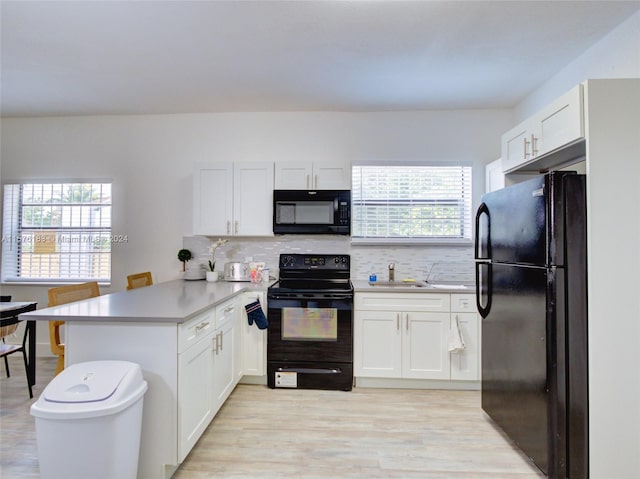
xmin=267 ymin=254 xmax=354 ymax=390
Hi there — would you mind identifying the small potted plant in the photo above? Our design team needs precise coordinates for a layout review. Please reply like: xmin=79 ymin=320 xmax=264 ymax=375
xmin=207 ymin=238 xmax=228 ymax=282
xmin=177 ymin=249 xmax=192 ymax=272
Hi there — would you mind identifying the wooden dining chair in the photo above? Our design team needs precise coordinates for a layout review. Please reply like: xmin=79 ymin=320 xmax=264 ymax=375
xmin=126 ymin=271 xmax=153 ymax=290
xmin=47 ymin=282 xmax=101 ymax=376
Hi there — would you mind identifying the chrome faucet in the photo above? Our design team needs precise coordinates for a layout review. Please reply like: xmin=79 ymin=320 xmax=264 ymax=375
xmin=388 ymin=263 xmax=395 ymax=282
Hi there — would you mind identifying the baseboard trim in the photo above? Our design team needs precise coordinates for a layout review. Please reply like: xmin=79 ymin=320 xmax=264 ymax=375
xmin=355 ymin=377 xmax=480 ymax=390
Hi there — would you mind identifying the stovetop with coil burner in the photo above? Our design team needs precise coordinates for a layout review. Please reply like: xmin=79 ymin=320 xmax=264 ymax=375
xmin=268 ymin=254 xmax=352 ymax=296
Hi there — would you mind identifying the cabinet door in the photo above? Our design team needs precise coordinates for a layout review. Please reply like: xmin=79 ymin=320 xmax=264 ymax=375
xmin=178 ymin=335 xmax=214 ymax=462
xmin=537 ymin=84 xmax=583 ymax=156
xmin=450 ymin=313 xmax=480 ymax=381
xmin=354 ymin=310 xmax=402 ymax=378
xmin=233 ymin=162 xmax=274 ymax=236
xmin=485 ymin=158 xmax=505 ymax=193
xmin=193 ymin=163 xmax=233 ymax=235
xmin=213 ymin=320 xmax=235 ymax=411
xmin=274 ymin=162 xmax=313 ymax=189
xmin=313 ymin=163 xmax=351 ymax=189
xmin=275 ymin=161 xmax=350 ymax=190
xmin=240 ymin=292 xmax=267 ymax=377
xmin=403 ymin=312 xmax=450 ymax=380
xmin=501 ymin=125 xmax=532 ymax=173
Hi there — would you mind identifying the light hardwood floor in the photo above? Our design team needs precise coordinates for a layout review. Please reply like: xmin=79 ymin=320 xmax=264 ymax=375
xmin=1 ymin=356 xmax=544 ymax=478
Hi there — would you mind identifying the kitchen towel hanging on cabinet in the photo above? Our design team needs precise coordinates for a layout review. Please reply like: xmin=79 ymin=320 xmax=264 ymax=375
xmin=448 ymin=315 xmax=466 ymax=353
xmin=245 ymin=300 xmax=269 ymax=330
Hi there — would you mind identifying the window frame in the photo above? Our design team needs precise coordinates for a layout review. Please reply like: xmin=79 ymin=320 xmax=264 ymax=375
xmin=1 ymin=179 xmax=114 ymax=284
xmin=351 ymin=162 xmax=473 ymax=246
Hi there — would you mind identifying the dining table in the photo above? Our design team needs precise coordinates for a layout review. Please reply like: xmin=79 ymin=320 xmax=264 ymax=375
xmin=0 ymin=301 xmax=38 ymax=387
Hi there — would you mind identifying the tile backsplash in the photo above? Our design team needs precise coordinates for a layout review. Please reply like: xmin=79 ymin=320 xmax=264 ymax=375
xmin=183 ymin=235 xmax=474 ymax=284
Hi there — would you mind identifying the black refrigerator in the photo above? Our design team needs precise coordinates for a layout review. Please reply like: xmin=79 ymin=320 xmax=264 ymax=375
xmin=474 ymin=171 xmax=588 ymax=478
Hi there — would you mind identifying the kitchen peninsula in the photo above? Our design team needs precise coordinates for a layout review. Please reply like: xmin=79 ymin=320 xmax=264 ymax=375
xmin=20 ymin=279 xmax=269 ymax=479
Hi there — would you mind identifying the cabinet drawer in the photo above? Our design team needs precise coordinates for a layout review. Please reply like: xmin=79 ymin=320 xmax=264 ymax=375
xmin=179 ymin=309 xmax=215 ymax=353
xmin=355 ymin=293 xmax=450 ymax=312
xmin=216 ymin=298 xmax=238 ymax=329
xmin=451 ymin=294 xmax=476 ymax=313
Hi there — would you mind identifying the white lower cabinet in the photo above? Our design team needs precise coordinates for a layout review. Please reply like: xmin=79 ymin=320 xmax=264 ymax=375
xmin=449 ymin=293 xmax=480 ymax=381
xmin=403 ymin=311 xmax=451 ymax=380
xmin=354 ymin=310 xmax=402 ymax=378
xmin=240 ymin=291 xmax=267 ymax=378
xmin=354 ymin=292 xmax=480 ymax=384
xmin=178 ymin=310 xmax=215 ymax=462
xmin=178 ymin=296 xmax=239 ymax=462
xmin=213 ymin=297 xmax=238 ymax=409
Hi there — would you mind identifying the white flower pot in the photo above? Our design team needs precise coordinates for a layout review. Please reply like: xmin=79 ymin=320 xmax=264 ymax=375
xmin=206 ymin=271 xmax=219 ymax=282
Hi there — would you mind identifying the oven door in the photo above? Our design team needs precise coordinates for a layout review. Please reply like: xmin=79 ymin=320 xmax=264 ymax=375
xmin=267 ymin=292 xmax=353 ymax=363
xmin=267 ymin=291 xmax=353 ymax=390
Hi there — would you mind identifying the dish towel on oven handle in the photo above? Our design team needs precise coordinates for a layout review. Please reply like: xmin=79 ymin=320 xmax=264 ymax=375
xmin=448 ymin=314 xmax=466 ymax=353
xmin=245 ymin=300 xmax=269 ymax=330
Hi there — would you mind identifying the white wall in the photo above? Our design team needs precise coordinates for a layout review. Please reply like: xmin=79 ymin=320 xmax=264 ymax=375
xmin=515 ymin=9 xmax=640 ymax=119
xmin=0 ymin=109 xmax=511 ymax=350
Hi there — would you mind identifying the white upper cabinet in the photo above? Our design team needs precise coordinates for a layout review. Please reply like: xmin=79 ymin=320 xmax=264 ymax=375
xmin=274 ymin=161 xmax=350 ymax=190
xmin=501 ymin=84 xmax=584 ymax=173
xmin=193 ymin=162 xmax=274 ymax=236
xmin=485 ymin=158 xmax=505 ymax=193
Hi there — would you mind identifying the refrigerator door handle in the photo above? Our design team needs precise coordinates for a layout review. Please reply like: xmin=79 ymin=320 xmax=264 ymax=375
xmin=474 ymin=202 xmax=491 ymax=260
xmin=475 ymin=261 xmax=492 ymax=318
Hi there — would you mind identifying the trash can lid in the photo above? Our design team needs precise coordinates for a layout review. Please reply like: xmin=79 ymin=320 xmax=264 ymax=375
xmin=44 ymin=360 xmax=138 ymax=404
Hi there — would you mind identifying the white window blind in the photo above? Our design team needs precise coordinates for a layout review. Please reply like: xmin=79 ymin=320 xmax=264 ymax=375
xmin=2 ymin=182 xmax=112 ymax=282
xmin=351 ymin=165 xmax=472 ymax=243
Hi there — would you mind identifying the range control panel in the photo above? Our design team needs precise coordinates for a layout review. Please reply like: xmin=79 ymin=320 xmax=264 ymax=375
xmin=279 ymin=254 xmax=350 ymax=271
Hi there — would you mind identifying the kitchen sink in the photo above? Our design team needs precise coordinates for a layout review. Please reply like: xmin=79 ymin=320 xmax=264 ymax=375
xmin=367 ymin=281 xmax=471 ymax=290
xmin=425 ymin=283 xmax=470 ymax=290
xmin=368 ymin=281 xmax=427 ymax=288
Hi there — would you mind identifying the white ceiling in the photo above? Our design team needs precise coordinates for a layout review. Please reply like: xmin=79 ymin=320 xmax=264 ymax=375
xmin=2 ymin=0 xmax=639 ymax=117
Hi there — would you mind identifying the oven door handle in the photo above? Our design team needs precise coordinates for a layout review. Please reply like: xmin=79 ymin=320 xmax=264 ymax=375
xmin=276 ymin=367 xmax=342 ymax=375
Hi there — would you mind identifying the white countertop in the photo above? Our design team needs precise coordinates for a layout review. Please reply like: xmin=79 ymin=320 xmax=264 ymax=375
xmin=20 ymin=279 xmax=270 ymax=324
xmin=353 ymin=280 xmax=475 ymax=293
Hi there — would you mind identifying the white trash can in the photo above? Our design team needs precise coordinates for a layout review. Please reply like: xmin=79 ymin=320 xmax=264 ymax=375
xmin=31 ymin=360 xmax=148 ymax=479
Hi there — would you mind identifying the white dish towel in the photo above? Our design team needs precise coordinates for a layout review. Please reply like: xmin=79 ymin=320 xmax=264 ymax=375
xmin=448 ymin=315 xmax=466 ymax=353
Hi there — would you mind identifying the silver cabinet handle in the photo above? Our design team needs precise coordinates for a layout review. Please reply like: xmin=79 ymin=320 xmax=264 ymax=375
xmin=396 ymin=313 xmax=400 ymax=331
xmin=195 ymin=321 xmax=210 ymax=332
xmin=406 ymin=313 xmax=409 ymax=331
xmin=314 ymin=174 xmax=318 ymax=189
xmin=226 ymin=221 xmax=231 ymax=235
xmin=219 ymin=331 xmax=223 ymax=351
xmin=531 ymin=133 xmax=538 ymax=156
xmin=234 ymin=221 xmax=239 ymax=235
xmin=523 ymin=136 xmax=531 ymax=158
xmin=224 ymin=306 xmax=234 ymax=314
xmin=213 ymin=333 xmax=219 ymax=354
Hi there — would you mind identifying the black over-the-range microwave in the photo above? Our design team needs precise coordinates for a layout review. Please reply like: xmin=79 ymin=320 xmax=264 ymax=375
xmin=273 ymin=189 xmax=351 ymax=235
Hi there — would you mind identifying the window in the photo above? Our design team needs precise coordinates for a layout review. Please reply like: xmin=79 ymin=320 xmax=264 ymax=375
xmin=351 ymin=165 xmax=472 ymax=243
xmin=2 ymin=182 xmax=112 ymax=282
